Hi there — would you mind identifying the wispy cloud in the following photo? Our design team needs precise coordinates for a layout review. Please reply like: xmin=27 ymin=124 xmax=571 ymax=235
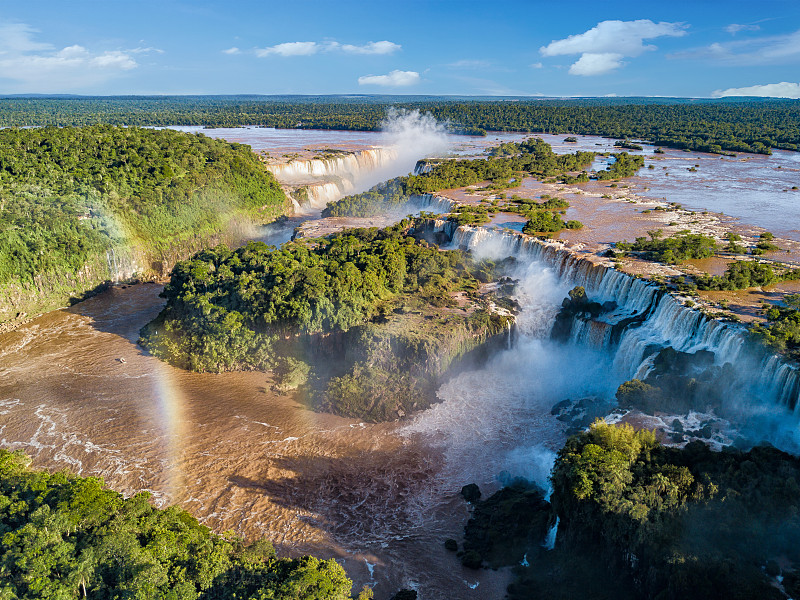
xmin=0 ymin=22 xmax=140 ymax=92
xmin=725 ymin=23 xmax=761 ymax=35
xmin=540 ymin=19 xmax=687 ymax=76
xmin=672 ymin=29 xmax=800 ymax=65
xmin=530 ymin=62 xmax=543 ymax=69
xmin=358 ymin=69 xmax=419 ymax=86
xmin=713 ymin=81 xmax=800 ymax=99
xmin=255 ymin=41 xmax=319 ymax=57
xmin=254 ymin=40 xmax=400 ymax=57
xmin=339 ymin=41 xmax=400 ymax=55
xmin=447 ymin=59 xmax=492 ymax=69
xmin=222 ymin=47 xmax=241 ymax=55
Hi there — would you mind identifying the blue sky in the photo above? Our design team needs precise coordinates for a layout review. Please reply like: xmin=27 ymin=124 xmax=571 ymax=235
xmin=2 ymin=0 xmax=799 ymax=97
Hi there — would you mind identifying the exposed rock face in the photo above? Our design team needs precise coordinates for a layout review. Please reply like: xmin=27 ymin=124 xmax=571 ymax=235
xmin=305 ymin=307 xmax=515 ymax=422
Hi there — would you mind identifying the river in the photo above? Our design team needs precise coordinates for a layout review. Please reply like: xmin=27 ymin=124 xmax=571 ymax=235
xmin=2 ymin=126 xmax=799 ymax=599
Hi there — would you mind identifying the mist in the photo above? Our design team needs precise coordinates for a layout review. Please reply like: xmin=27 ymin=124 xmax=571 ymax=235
xmin=353 ymin=108 xmax=451 ymax=192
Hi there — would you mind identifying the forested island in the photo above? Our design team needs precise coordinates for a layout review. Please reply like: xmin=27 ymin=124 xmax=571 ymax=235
xmin=0 ymin=125 xmax=285 ymax=322
xmin=140 ymin=222 xmax=515 ymax=421
xmin=0 ymin=96 xmax=797 ymax=155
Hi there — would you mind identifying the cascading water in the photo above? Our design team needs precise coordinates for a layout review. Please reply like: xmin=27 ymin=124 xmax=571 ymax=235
xmin=267 ymin=148 xmax=399 ymax=184
xmin=447 ymin=225 xmax=800 ymax=417
xmin=269 ymin=110 xmax=451 ymax=214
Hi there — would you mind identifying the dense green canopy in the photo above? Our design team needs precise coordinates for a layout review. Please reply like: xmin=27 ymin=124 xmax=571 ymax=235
xmin=550 ymin=421 xmax=800 ymax=600
xmin=0 ymin=449 xmax=354 ymax=600
xmin=140 ymin=223 xmax=485 ymax=373
xmin=0 ymin=125 xmax=284 ymax=281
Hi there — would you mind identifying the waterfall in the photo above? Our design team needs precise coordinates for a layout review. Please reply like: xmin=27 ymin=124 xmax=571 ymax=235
xmin=266 ymin=148 xmax=399 ymax=183
xmin=406 ymin=193 xmax=456 ymax=214
xmin=543 ymin=517 xmax=559 ymax=550
xmin=413 ymin=159 xmax=434 ymax=175
xmin=448 ymin=225 xmax=800 ymax=412
xmin=268 ymin=148 xmax=400 ymax=211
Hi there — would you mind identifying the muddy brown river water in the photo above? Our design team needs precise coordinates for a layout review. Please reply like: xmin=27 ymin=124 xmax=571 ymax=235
xmin=0 ymin=282 xmax=525 ymax=598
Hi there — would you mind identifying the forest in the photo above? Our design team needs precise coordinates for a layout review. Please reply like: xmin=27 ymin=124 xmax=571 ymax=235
xmin=139 ymin=222 xmax=479 ymax=371
xmin=0 ymin=96 xmax=797 ymax=155
xmin=0 ymin=449 xmax=364 ymax=600
xmin=0 ymin=125 xmax=285 ymax=319
xmin=548 ymin=421 xmax=800 ymax=600
xmin=139 ymin=222 xmax=513 ymax=420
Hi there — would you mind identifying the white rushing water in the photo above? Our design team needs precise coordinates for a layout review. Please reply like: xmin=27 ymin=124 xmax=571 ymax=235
xmin=267 ymin=110 xmax=452 ymax=213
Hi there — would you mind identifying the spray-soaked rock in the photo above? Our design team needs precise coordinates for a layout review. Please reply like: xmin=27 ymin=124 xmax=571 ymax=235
xmin=461 ymin=483 xmax=481 ymax=503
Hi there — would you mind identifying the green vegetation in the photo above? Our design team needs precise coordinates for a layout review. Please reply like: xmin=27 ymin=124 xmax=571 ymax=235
xmin=321 ymin=179 xmax=409 ymax=218
xmin=0 ymin=449 xmax=358 ymax=600
xmin=548 ymin=421 xmax=800 ymax=600
xmin=458 ymin=482 xmax=550 ymax=570
xmin=753 ymin=232 xmax=780 ymax=255
xmin=752 ymin=294 xmax=800 ymax=362
xmin=0 ymin=125 xmax=285 ymax=321
xmin=404 ymin=138 xmax=596 ymax=194
xmin=613 ymin=140 xmax=644 ymax=151
xmin=448 ymin=205 xmax=494 ymax=226
xmin=140 ymin=223 xmax=513 ymax=420
xmin=323 ymin=139 xmax=595 ymax=218
xmin=596 ymin=153 xmax=645 ymax=180
xmin=1 ymin=97 xmax=797 ymax=154
xmin=324 ymin=139 xmax=591 ymax=234
xmin=615 ymin=229 xmax=717 ymax=263
xmin=695 ymin=260 xmax=800 ymax=290
xmin=522 ymin=211 xmax=582 ymax=234
xmin=454 ymin=420 xmax=800 ymax=600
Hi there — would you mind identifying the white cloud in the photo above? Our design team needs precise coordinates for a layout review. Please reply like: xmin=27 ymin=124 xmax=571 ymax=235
xmin=530 ymin=62 xmax=543 ymax=69
xmin=255 ymin=39 xmax=400 ymax=58
xmin=90 ymin=51 xmax=137 ymax=70
xmin=128 ymin=46 xmax=165 ymax=54
xmin=340 ymin=41 xmax=400 ymax=55
xmin=568 ymin=53 xmax=624 ymax=76
xmin=725 ymin=23 xmax=760 ymax=35
xmin=712 ymin=81 xmax=800 ymax=99
xmin=255 ymin=41 xmax=319 ymax=57
xmin=0 ymin=22 xmax=52 ymax=52
xmin=358 ymin=69 xmax=420 ymax=87
xmin=673 ymin=29 xmax=800 ymax=65
xmin=0 ymin=22 xmax=139 ymax=92
xmin=540 ymin=19 xmax=687 ymax=76
xmin=222 ymin=47 xmax=241 ymax=55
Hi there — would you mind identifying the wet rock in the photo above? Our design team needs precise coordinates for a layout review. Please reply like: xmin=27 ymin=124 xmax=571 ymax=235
xmin=461 ymin=550 xmax=483 ymax=570
xmin=551 ymin=399 xmax=571 ymax=415
xmin=390 ymin=591 xmax=418 ymax=600
xmin=444 ymin=538 xmax=458 ymax=551
xmin=671 ymin=418 xmax=684 ymax=433
xmin=461 ymin=483 xmax=481 ymax=503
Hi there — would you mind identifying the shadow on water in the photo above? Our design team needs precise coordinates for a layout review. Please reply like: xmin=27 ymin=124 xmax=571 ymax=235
xmin=65 ymin=281 xmax=166 ymax=342
xmin=226 ymin=446 xmax=444 ymax=543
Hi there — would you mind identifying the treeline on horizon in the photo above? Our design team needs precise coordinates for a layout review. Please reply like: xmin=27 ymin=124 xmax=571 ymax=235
xmin=0 ymin=96 xmax=797 ymax=155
